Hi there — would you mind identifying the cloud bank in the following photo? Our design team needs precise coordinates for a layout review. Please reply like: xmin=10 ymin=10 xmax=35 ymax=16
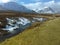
xmin=22 ymin=0 xmax=60 ymax=11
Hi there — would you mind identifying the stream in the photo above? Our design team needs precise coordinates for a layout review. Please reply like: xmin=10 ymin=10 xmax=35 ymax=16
xmin=0 ymin=17 xmax=48 ymax=42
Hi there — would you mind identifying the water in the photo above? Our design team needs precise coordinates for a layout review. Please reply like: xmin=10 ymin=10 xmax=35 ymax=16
xmin=0 ymin=17 xmax=48 ymax=41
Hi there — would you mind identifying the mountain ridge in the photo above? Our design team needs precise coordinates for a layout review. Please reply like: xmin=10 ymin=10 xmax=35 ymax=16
xmin=0 ymin=2 xmax=35 ymax=13
xmin=37 ymin=7 xmax=56 ymax=14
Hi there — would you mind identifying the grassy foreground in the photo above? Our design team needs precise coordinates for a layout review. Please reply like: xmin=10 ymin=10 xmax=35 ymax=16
xmin=0 ymin=18 xmax=60 ymax=45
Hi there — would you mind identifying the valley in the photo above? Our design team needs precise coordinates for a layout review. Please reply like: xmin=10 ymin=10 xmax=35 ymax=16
xmin=0 ymin=0 xmax=60 ymax=45
xmin=0 ymin=12 xmax=57 ymax=42
xmin=0 ymin=14 xmax=60 ymax=45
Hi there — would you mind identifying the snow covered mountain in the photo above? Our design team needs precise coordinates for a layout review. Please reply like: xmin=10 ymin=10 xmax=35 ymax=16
xmin=1 ymin=2 xmax=35 ymax=13
xmin=0 ymin=5 xmax=7 ymax=10
xmin=37 ymin=7 xmax=55 ymax=14
xmin=50 ymin=5 xmax=60 ymax=14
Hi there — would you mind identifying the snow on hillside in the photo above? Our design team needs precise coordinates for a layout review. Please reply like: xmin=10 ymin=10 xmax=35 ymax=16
xmin=37 ymin=7 xmax=55 ymax=14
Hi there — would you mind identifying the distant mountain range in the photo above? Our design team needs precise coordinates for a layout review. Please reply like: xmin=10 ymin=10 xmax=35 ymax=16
xmin=37 ymin=7 xmax=56 ymax=14
xmin=0 ymin=2 xmax=35 ymax=13
xmin=0 ymin=5 xmax=7 ymax=10
xmin=0 ymin=2 xmax=60 ymax=14
xmin=36 ymin=6 xmax=60 ymax=14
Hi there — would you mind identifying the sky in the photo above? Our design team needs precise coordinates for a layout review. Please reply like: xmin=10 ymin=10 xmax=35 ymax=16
xmin=0 ymin=0 xmax=60 ymax=3
xmin=0 ymin=0 xmax=60 ymax=11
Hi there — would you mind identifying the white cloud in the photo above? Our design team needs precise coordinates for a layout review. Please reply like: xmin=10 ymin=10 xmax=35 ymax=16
xmin=22 ymin=2 xmax=43 ymax=11
xmin=31 ymin=0 xmax=41 ymax=2
xmin=44 ymin=1 xmax=55 ymax=6
xmin=0 ymin=0 xmax=11 ymax=3
xmin=22 ymin=0 xmax=60 ymax=11
xmin=0 ymin=0 xmax=17 ymax=3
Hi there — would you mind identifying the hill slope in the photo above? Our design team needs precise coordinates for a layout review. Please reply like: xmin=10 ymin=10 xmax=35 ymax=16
xmin=0 ymin=18 xmax=60 ymax=45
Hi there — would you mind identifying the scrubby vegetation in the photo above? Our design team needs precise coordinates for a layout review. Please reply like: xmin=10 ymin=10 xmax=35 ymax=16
xmin=0 ymin=17 xmax=60 ymax=45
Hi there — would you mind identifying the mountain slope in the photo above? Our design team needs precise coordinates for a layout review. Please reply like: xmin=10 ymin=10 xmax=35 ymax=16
xmin=0 ymin=5 xmax=7 ymax=10
xmin=37 ymin=7 xmax=55 ymax=14
xmin=37 ymin=5 xmax=60 ymax=14
xmin=2 ymin=2 xmax=35 ymax=13
xmin=0 ymin=18 xmax=60 ymax=45
xmin=50 ymin=5 xmax=60 ymax=14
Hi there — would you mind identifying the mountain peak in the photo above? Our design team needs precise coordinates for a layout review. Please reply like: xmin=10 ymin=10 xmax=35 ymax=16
xmin=4 ymin=2 xmax=19 ymax=5
xmin=37 ymin=7 xmax=55 ymax=14
xmin=0 ymin=2 xmax=35 ymax=13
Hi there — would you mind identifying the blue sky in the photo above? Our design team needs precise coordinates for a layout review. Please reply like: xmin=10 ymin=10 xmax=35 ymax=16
xmin=0 ymin=0 xmax=60 ymax=4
